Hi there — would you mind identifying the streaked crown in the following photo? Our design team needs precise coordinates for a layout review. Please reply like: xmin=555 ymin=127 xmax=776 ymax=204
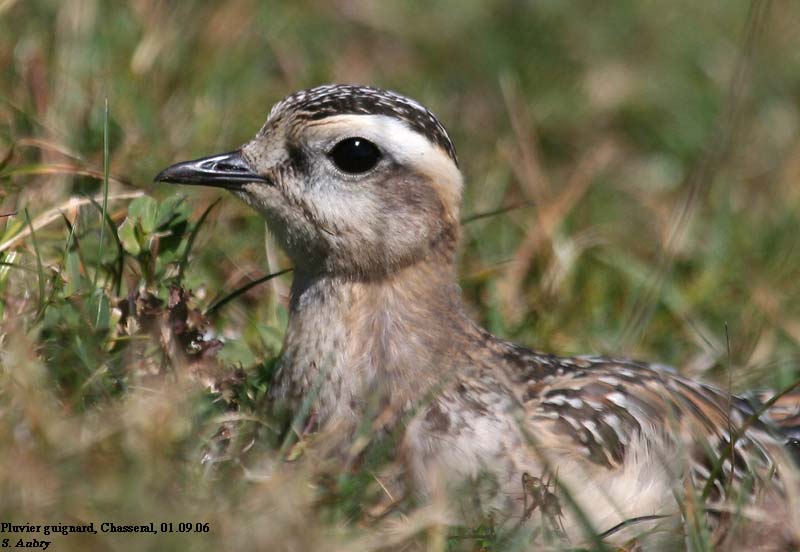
xmin=266 ymin=84 xmax=458 ymax=166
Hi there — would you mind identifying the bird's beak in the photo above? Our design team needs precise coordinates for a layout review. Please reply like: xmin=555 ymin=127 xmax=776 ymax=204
xmin=154 ymin=149 xmax=270 ymax=189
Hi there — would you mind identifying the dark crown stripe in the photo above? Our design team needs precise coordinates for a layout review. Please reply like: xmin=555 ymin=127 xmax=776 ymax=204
xmin=270 ymin=85 xmax=458 ymax=166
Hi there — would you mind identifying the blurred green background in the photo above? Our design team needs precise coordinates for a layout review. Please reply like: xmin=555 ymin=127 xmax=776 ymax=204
xmin=1 ymin=1 xmax=800 ymax=550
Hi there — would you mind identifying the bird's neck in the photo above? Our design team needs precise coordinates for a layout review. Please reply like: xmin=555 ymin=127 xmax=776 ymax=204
xmin=275 ymin=259 xmax=478 ymax=424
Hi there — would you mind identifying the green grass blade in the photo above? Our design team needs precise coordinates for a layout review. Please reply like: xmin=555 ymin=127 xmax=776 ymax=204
xmin=93 ymin=98 xmax=110 ymax=327
xmin=23 ymin=207 xmax=46 ymax=315
xmin=460 ymin=200 xmax=535 ymax=225
xmin=86 ymin=195 xmax=125 ymax=295
xmin=701 ymin=377 xmax=800 ymax=500
xmin=205 ymin=268 xmax=293 ymax=315
xmin=178 ymin=197 xmax=221 ymax=281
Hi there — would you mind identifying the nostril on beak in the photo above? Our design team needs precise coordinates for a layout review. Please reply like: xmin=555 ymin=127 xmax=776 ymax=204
xmin=155 ymin=149 xmax=270 ymax=188
xmin=212 ymin=161 xmax=248 ymax=173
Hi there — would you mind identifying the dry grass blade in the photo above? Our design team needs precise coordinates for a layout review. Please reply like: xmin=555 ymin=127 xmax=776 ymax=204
xmin=1 ymin=163 xmax=131 ymax=186
xmin=15 ymin=138 xmax=84 ymax=162
xmin=0 ymin=144 xmax=13 ymax=170
xmin=499 ymin=76 xmax=553 ymax=202
xmin=615 ymin=0 xmax=772 ymax=352
xmin=0 ymin=191 xmax=144 ymax=253
xmin=752 ymin=285 xmax=800 ymax=345
xmin=500 ymin=139 xmax=618 ymax=321
xmin=516 ymin=415 xmax=610 ymax=550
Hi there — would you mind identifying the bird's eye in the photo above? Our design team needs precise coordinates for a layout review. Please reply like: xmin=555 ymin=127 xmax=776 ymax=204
xmin=328 ymin=137 xmax=381 ymax=174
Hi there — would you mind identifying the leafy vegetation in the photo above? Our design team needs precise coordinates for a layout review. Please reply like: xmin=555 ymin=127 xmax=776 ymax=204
xmin=1 ymin=1 xmax=799 ymax=550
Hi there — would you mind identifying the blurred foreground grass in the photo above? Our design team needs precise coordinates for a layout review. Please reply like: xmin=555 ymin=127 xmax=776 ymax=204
xmin=2 ymin=1 xmax=800 ymax=550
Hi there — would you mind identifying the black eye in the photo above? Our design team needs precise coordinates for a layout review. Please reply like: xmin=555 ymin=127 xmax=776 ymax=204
xmin=328 ymin=137 xmax=381 ymax=174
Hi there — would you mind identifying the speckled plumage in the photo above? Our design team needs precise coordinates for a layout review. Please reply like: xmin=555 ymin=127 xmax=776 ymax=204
xmin=266 ymin=84 xmax=459 ymax=165
xmin=156 ymin=84 xmax=799 ymax=549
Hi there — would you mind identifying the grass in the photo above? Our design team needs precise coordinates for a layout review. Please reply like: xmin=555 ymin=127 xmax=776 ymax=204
xmin=2 ymin=0 xmax=800 ymax=550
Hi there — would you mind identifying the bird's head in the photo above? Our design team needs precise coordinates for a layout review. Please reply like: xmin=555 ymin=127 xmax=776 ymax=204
xmin=156 ymin=85 xmax=462 ymax=279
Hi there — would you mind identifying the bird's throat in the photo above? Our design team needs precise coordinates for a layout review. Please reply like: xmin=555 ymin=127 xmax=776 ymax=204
xmin=273 ymin=259 xmax=476 ymax=426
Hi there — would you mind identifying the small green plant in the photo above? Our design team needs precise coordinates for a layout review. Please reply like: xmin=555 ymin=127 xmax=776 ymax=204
xmin=116 ymin=194 xmax=192 ymax=285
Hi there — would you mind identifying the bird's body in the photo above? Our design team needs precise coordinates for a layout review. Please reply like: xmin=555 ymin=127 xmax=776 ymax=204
xmin=156 ymin=84 xmax=798 ymax=548
xmin=275 ymin=258 xmax=785 ymax=544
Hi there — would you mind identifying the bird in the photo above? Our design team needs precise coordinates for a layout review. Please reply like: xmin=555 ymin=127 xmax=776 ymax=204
xmin=155 ymin=84 xmax=799 ymax=548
